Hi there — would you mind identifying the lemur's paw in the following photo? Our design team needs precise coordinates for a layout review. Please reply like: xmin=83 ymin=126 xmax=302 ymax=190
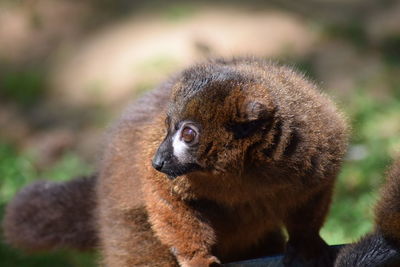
xmin=179 ymin=254 xmax=221 ymax=267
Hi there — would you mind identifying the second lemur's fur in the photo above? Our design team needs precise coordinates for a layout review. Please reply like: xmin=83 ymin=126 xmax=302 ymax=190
xmin=3 ymin=58 xmax=349 ymax=266
xmin=335 ymin=159 xmax=400 ymax=266
xmin=376 ymin=159 xmax=400 ymax=244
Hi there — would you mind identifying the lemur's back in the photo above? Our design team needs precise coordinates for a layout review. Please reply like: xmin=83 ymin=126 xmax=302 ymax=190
xmin=96 ymin=78 xmax=178 ymax=266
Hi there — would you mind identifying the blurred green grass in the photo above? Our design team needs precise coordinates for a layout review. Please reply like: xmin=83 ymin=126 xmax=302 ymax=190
xmin=321 ymin=89 xmax=400 ymax=244
xmin=0 ymin=67 xmax=47 ymax=107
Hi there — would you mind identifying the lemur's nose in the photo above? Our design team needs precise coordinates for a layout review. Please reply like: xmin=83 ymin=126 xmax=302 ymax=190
xmin=152 ymin=156 xmax=165 ymax=171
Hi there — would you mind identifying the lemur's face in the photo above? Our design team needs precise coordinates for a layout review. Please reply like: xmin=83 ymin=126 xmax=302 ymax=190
xmin=152 ymin=118 xmax=202 ymax=179
xmin=152 ymin=68 xmax=275 ymax=179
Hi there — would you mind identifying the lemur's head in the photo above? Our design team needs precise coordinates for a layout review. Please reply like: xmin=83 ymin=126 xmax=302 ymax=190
xmin=152 ymin=62 xmax=276 ymax=179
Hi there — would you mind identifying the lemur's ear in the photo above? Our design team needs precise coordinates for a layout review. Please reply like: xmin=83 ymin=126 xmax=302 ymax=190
xmin=226 ymin=101 xmax=273 ymax=139
xmin=245 ymin=101 xmax=269 ymax=121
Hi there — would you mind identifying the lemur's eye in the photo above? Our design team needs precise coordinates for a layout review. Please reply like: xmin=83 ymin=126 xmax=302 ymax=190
xmin=181 ymin=127 xmax=196 ymax=143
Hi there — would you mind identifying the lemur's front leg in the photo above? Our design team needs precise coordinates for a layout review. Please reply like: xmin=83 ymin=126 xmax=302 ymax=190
xmin=146 ymin=190 xmax=221 ymax=267
xmin=283 ymin=184 xmax=336 ymax=267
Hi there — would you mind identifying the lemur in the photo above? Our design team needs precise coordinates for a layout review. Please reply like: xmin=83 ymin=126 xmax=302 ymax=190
xmin=3 ymin=58 xmax=349 ymax=266
xmin=335 ymin=159 xmax=400 ymax=267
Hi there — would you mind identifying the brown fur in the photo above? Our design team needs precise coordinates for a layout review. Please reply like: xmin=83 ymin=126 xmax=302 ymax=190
xmin=335 ymin=159 xmax=400 ymax=266
xmin=375 ymin=159 xmax=400 ymax=241
xmin=3 ymin=176 xmax=98 ymax=251
xmin=97 ymin=58 xmax=349 ymax=266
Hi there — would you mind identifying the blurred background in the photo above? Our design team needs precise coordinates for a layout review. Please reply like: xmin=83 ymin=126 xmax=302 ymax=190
xmin=0 ymin=0 xmax=399 ymax=266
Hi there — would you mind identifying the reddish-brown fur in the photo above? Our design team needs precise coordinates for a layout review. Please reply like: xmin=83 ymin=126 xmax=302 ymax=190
xmin=98 ymin=58 xmax=348 ymax=266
